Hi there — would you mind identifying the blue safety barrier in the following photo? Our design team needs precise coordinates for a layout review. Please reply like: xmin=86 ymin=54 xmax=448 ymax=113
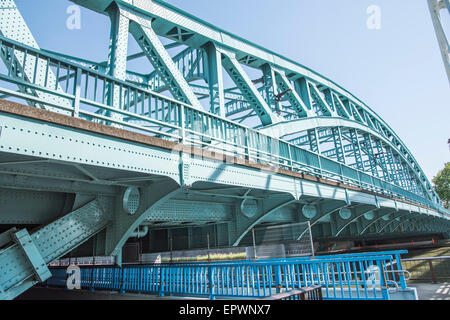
xmin=45 ymin=250 xmax=409 ymax=300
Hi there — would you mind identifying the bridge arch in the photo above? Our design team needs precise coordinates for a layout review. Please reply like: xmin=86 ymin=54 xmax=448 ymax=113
xmin=260 ymin=117 xmax=438 ymax=205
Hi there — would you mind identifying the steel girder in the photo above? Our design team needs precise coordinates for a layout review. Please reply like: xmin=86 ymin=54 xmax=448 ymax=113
xmin=332 ymin=204 xmax=376 ymax=237
xmin=272 ymin=67 xmax=312 ymax=118
xmin=0 ymin=1 xmax=446 ymax=228
xmin=296 ymin=200 xmax=350 ymax=240
xmin=358 ymin=209 xmax=397 ymax=235
xmin=0 ymin=105 xmax=446 ymax=228
xmin=0 ymin=103 xmax=448 ymax=262
xmin=107 ymin=180 xmax=181 ymax=264
xmin=2 ymin=106 xmax=446 ymax=227
xmin=228 ymin=193 xmax=296 ymax=246
xmin=103 ymin=3 xmax=130 ymax=125
xmin=0 ymin=0 xmax=432 ymax=209
xmin=127 ymin=21 xmax=203 ymax=110
xmin=260 ymin=117 xmax=436 ymax=203
xmin=142 ymin=198 xmax=231 ymax=224
xmin=146 ymin=46 xmax=206 ymax=93
xmin=203 ymin=42 xmax=225 ymax=116
xmin=0 ymin=198 xmax=110 ymax=300
xmin=0 ymin=1 xmax=444 ymax=214
xmin=219 ymin=48 xmax=281 ymax=126
xmin=70 ymin=0 xmax=440 ymax=207
xmin=0 ymin=174 xmax=181 ymax=299
xmin=378 ymin=213 xmax=415 ymax=233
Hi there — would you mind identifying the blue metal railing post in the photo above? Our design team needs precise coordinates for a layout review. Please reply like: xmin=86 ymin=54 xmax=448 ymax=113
xmin=274 ymin=265 xmax=282 ymax=294
xmin=208 ymin=265 xmax=215 ymax=300
xmin=112 ymin=267 xmax=116 ymax=290
xmin=120 ymin=268 xmax=126 ymax=294
xmin=395 ymin=252 xmax=407 ymax=289
xmin=376 ymin=260 xmax=389 ymax=300
xmin=159 ymin=267 xmax=165 ymax=297
xmin=90 ymin=266 xmax=95 ymax=292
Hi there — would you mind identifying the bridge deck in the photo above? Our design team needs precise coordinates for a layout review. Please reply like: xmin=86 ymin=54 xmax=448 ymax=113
xmin=0 ymin=99 xmax=435 ymax=213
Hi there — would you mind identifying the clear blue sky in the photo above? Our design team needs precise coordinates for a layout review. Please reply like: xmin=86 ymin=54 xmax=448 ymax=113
xmin=14 ymin=0 xmax=450 ymax=181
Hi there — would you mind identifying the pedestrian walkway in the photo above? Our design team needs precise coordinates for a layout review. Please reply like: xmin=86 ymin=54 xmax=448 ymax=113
xmin=22 ymin=284 xmax=450 ymax=301
xmin=410 ymin=282 xmax=450 ymax=300
xmin=18 ymin=287 xmax=199 ymax=300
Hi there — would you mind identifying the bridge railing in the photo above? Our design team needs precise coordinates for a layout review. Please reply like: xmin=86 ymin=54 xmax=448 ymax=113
xmin=261 ymin=285 xmax=323 ymax=300
xmin=45 ymin=252 xmax=413 ymax=300
xmin=0 ymin=35 xmax=440 ymax=211
xmin=401 ymin=256 xmax=450 ymax=283
xmin=167 ymin=250 xmax=409 ymax=290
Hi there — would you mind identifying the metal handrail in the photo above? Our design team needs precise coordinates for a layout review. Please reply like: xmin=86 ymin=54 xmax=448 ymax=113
xmin=402 ymin=256 xmax=450 ymax=262
xmin=262 ymin=285 xmax=323 ymax=300
xmin=385 ymin=280 xmax=399 ymax=293
xmin=387 ymin=269 xmax=411 ymax=281
xmin=400 ymin=256 xmax=450 ymax=283
xmin=46 ymin=253 xmax=411 ymax=300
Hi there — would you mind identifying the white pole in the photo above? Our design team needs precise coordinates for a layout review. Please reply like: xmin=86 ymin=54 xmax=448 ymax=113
xmin=307 ymin=221 xmax=315 ymax=257
xmin=252 ymin=228 xmax=257 ymax=260
xmin=427 ymin=0 xmax=450 ymax=83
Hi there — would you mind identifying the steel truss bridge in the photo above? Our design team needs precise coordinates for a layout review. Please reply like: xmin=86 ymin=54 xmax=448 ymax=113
xmin=0 ymin=0 xmax=448 ymax=300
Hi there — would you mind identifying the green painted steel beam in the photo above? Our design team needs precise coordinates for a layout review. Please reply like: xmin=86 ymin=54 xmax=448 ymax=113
xmin=219 ymin=49 xmax=281 ymax=126
xmin=273 ymin=67 xmax=312 ymax=118
xmin=0 ymin=199 xmax=108 ymax=300
xmin=128 ymin=20 xmax=203 ymax=110
xmin=259 ymin=117 xmax=437 ymax=203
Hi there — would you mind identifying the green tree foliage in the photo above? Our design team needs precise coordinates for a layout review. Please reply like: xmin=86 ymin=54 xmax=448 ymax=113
xmin=433 ymin=162 xmax=450 ymax=209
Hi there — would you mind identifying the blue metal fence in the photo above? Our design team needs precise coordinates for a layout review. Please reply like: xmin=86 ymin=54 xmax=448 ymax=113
xmin=45 ymin=250 xmax=409 ymax=300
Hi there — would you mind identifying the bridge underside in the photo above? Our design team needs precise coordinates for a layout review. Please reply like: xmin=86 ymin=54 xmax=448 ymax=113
xmin=0 ymin=100 xmax=447 ymax=277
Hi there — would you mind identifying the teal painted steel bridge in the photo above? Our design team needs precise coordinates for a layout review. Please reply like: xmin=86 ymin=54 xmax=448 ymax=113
xmin=0 ymin=0 xmax=448 ymax=300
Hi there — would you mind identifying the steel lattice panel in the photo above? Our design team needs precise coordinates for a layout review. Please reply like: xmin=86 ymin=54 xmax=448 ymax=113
xmin=147 ymin=199 xmax=231 ymax=223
